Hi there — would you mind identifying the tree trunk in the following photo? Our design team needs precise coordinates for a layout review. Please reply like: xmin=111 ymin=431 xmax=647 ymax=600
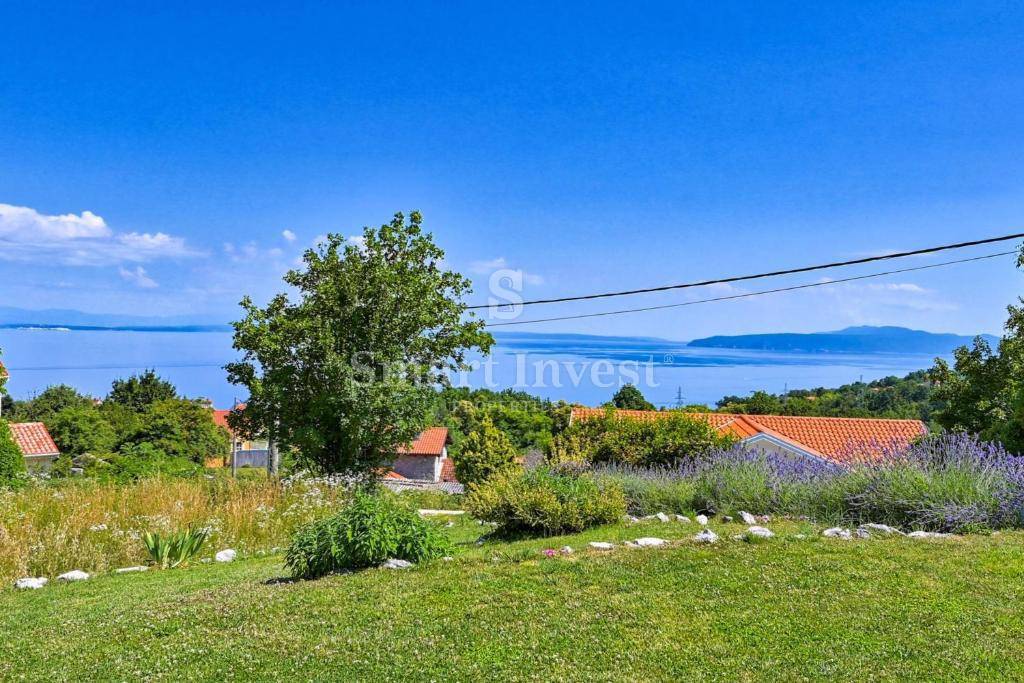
xmin=267 ymin=437 xmax=280 ymax=477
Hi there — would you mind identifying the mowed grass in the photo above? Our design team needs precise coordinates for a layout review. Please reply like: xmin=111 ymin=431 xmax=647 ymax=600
xmin=3 ymin=518 xmax=1024 ymax=682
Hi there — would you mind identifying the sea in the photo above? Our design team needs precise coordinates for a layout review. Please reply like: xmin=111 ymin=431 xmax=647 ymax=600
xmin=0 ymin=328 xmax=946 ymax=409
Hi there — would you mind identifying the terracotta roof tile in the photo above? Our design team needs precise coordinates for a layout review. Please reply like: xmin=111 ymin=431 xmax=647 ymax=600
xmin=570 ymin=407 xmax=926 ymax=462
xmin=440 ymin=457 xmax=458 ymax=483
xmin=396 ymin=427 xmax=450 ymax=456
xmin=9 ymin=422 xmax=60 ymax=457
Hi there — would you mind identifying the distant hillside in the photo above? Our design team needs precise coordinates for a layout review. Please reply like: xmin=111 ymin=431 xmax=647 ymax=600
xmin=687 ymin=326 xmax=999 ymax=355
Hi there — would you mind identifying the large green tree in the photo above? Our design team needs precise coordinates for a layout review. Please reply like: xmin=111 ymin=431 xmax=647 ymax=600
xmin=453 ymin=416 xmax=519 ymax=487
xmin=608 ymin=384 xmax=655 ymax=411
xmin=226 ymin=211 xmax=493 ymax=475
xmin=107 ymin=370 xmax=177 ymax=412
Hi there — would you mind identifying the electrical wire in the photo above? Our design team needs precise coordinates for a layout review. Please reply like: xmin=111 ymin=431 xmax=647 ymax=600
xmin=467 ymin=232 xmax=1024 ymax=309
xmin=485 ymin=250 xmax=1015 ymax=327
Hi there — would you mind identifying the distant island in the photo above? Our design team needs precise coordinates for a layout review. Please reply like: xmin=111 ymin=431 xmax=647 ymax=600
xmin=687 ymin=326 xmax=999 ymax=355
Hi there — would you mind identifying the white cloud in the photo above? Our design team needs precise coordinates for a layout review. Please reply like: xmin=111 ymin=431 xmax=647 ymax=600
xmin=282 ymin=229 xmax=297 ymax=243
xmin=119 ymin=265 xmax=158 ymax=289
xmin=470 ymin=256 xmax=544 ymax=285
xmin=0 ymin=203 xmax=200 ymax=265
xmin=865 ymin=282 xmax=929 ymax=293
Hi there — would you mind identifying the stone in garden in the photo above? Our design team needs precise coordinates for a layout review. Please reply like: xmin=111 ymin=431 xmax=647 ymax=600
xmin=739 ymin=511 xmax=758 ymax=525
xmin=655 ymin=512 xmax=671 ymax=522
xmin=382 ymin=558 xmax=414 ymax=569
xmin=696 ymin=514 xmax=709 ymax=526
xmin=908 ymin=530 xmax=952 ymax=539
xmin=859 ymin=523 xmax=904 ymax=536
xmin=758 ymin=515 xmax=772 ymax=523
xmin=89 ymin=523 xmax=108 ymax=532
xmin=855 ymin=528 xmax=871 ymax=539
xmin=215 ymin=549 xmax=237 ymax=563
xmin=14 ymin=577 xmax=48 ymax=590
xmin=722 ymin=515 xmax=733 ymax=522
xmin=822 ymin=527 xmax=852 ymax=539
xmin=633 ymin=537 xmax=667 ymax=548
xmin=589 ymin=542 xmax=615 ymax=550
xmin=560 ymin=546 xmax=574 ymax=554
xmin=627 ymin=516 xmax=640 ymax=523
xmin=442 ymin=556 xmax=454 ymax=562
xmin=57 ymin=570 xmax=90 ymax=582
xmin=746 ymin=526 xmax=774 ymax=538
xmin=115 ymin=566 xmax=148 ymax=574
xmin=642 ymin=514 xmax=659 ymax=521
xmin=694 ymin=529 xmax=719 ymax=544
xmin=675 ymin=515 xmax=691 ymax=523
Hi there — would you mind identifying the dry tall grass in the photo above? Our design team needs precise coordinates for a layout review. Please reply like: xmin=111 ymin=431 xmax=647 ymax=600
xmin=0 ymin=475 xmax=348 ymax=583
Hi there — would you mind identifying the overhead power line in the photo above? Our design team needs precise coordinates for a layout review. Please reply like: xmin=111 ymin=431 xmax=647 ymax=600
xmin=485 ymin=250 xmax=1015 ymax=327
xmin=468 ymin=232 xmax=1024 ymax=309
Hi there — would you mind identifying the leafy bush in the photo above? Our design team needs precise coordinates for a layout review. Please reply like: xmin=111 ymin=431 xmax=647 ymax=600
xmin=0 ymin=420 xmax=26 ymax=487
xmin=143 ymin=528 xmax=209 ymax=568
xmin=466 ymin=466 xmax=626 ymax=535
xmin=285 ymin=489 xmax=452 ymax=578
xmin=454 ymin=416 xmax=520 ymax=486
xmin=547 ymin=409 xmax=736 ymax=468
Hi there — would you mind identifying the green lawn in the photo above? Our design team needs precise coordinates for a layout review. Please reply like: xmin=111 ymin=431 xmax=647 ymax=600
xmin=3 ymin=518 xmax=1024 ymax=681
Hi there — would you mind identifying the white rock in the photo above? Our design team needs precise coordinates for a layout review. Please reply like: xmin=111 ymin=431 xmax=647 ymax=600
xmin=722 ymin=515 xmax=733 ymax=522
xmin=14 ymin=577 xmax=47 ymax=590
xmin=560 ymin=545 xmax=574 ymax=554
xmin=57 ymin=570 xmax=90 ymax=582
xmin=859 ymin=523 xmax=904 ymax=536
xmin=215 ymin=549 xmax=237 ymax=563
xmin=739 ymin=511 xmax=758 ymax=525
xmin=822 ymin=527 xmax=852 ymax=540
xmin=89 ymin=523 xmax=108 ymax=532
xmin=442 ymin=556 xmax=454 ymax=562
xmin=695 ymin=514 xmax=709 ymax=526
xmin=675 ymin=514 xmax=691 ymax=523
xmin=589 ymin=542 xmax=615 ymax=551
xmin=655 ymin=512 xmax=671 ymax=523
xmin=694 ymin=529 xmax=719 ymax=544
xmin=627 ymin=516 xmax=640 ymax=523
xmin=115 ymin=566 xmax=148 ymax=574
xmin=623 ymin=541 xmax=639 ymax=548
xmin=746 ymin=526 xmax=774 ymax=538
xmin=856 ymin=528 xmax=871 ymax=539
xmin=382 ymin=558 xmax=414 ymax=569
xmin=633 ymin=537 xmax=667 ymax=548
xmin=908 ymin=530 xmax=952 ymax=539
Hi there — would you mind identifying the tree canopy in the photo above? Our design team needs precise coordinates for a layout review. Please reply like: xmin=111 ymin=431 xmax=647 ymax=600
xmin=608 ymin=384 xmax=655 ymax=411
xmin=107 ymin=370 xmax=178 ymax=412
xmin=226 ymin=211 xmax=493 ymax=475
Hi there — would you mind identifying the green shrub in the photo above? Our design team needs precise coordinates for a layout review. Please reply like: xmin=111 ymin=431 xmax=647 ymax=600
xmin=454 ymin=416 xmax=520 ymax=486
xmin=285 ymin=489 xmax=453 ymax=578
xmin=143 ymin=528 xmax=209 ymax=568
xmin=547 ymin=409 xmax=736 ymax=467
xmin=0 ymin=420 xmax=26 ymax=487
xmin=466 ymin=466 xmax=626 ymax=535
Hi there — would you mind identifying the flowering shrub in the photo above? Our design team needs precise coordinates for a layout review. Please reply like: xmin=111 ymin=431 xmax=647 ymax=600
xmin=593 ymin=433 xmax=1024 ymax=532
xmin=466 ymin=466 xmax=626 ymax=535
xmin=285 ymin=489 xmax=452 ymax=578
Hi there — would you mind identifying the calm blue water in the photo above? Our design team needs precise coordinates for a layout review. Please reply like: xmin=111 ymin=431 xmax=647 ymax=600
xmin=0 ymin=329 xmax=945 ymax=409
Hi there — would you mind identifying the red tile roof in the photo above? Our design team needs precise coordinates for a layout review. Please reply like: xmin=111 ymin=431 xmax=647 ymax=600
xmin=396 ymin=427 xmax=450 ymax=456
xmin=570 ymin=407 xmax=926 ymax=462
xmin=440 ymin=457 xmax=458 ymax=483
xmin=9 ymin=422 xmax=60 ymax=457
xmin=383 ymin=470 xmax=408 ymax=480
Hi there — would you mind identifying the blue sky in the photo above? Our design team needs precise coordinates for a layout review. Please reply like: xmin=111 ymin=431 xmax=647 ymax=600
xmin=2 ymin=1 xmax=1024 ymax=340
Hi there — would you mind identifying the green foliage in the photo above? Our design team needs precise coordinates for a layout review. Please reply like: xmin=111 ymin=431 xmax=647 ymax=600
xmin=930 ymin=303 xmax=1024 ymax=452
xmin=128 ymin=398 xmax=231 ymax=464
xmin=47 ymin=406 xmax=117 ymax=456
xmin=454 ymin=416 xmax=520 ymax=487
xmin=285 ymin=489 xmax=453 ymax=578
xmin=0 ymin=420 xmax=26 ymax=486
xmin=608 ymin=383 xmax=655 ymax=411
xmin=107 ymin=370 xmax=178 ymax=412
xmin=715 ymin=371 xmax=935 ymax=420
xmin=9 ymin=384 xmax=93 ymax=422
xmin=466 ymin=467 xmax=626 ymax=535
xmin=143 ymin=528 xmax=209 ymax=569
xmin=434 ymin=387 xmax=558 ymax=456
xmin=547 ymin=409 xmax=736 ymax=467
xmin=227 ymin=211 xmax=493 ymax=475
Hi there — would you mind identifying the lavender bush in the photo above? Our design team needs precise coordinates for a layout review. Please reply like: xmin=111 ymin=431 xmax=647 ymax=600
xmin=592 ymin=433 xmax=1024 ymax=532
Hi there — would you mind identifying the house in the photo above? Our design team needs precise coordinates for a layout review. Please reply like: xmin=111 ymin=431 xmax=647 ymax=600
xmin=569 ymin=407 xmax=927 ymax=464
xmin=211 ymin=404 xmax=269 ymax=468
xmin=9 ymin=422 xmax=61 ymax=469
xmin=390 ymin=427 xmax=452 ymax=482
